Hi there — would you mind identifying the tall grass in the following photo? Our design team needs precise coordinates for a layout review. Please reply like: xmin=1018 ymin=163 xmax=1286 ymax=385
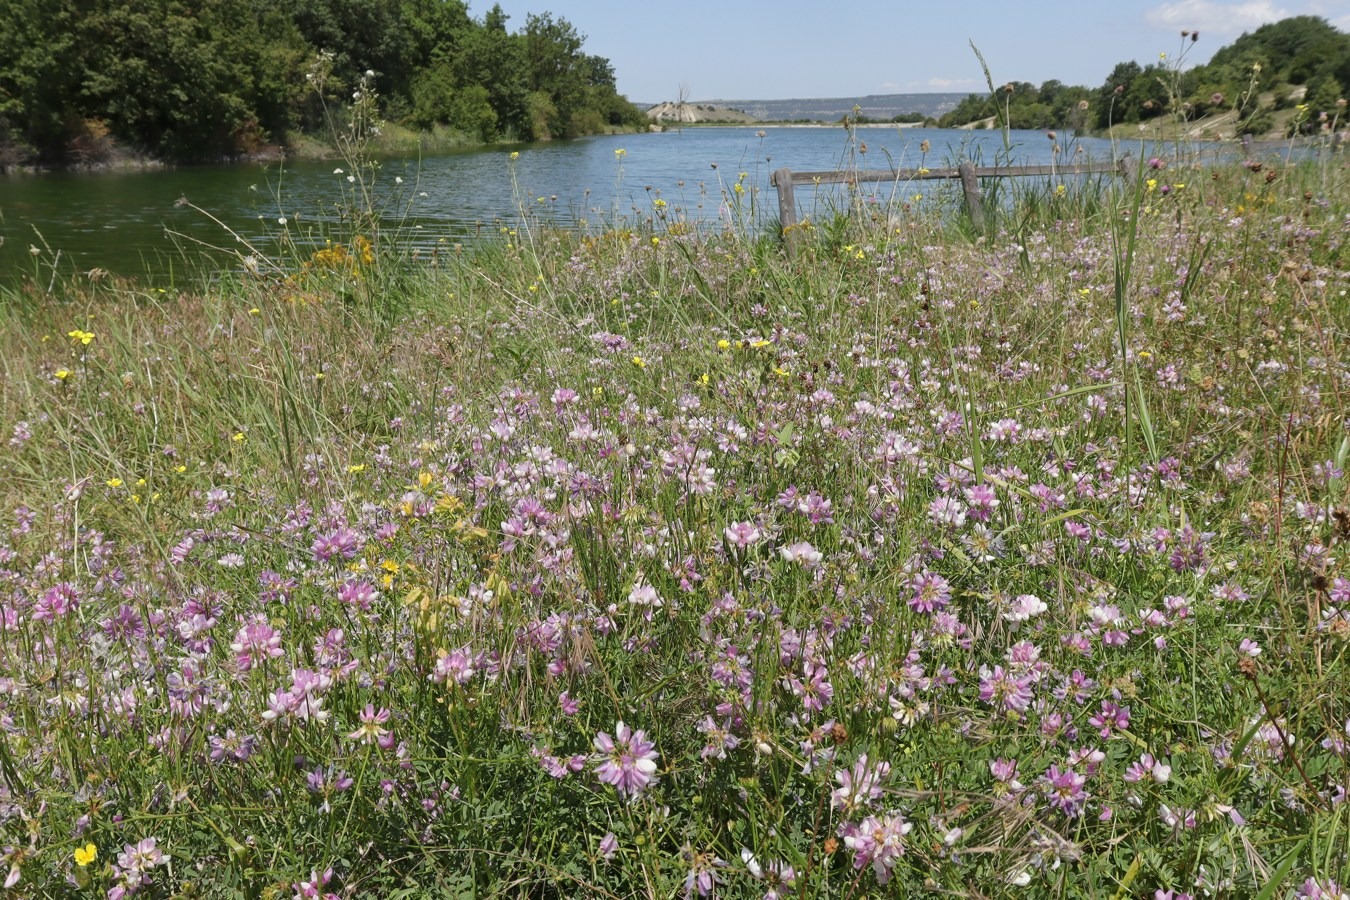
xmin=0 ymin=144 xmax=1347 ymax=899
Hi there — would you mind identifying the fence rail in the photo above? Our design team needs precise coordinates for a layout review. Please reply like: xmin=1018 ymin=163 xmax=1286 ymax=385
xmin=770 ymin=159 xmax=1134 ymax=255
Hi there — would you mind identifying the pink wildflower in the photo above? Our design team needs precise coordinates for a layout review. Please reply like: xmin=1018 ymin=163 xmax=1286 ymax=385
xmin=593 ymin=721 xmax=660 ymax=799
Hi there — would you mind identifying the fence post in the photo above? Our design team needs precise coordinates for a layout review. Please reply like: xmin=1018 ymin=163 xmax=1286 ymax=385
xmin=1117 ymin=155 xmax=1138 ymax=184
xmin=771 ymin=168 xmax=799 ymax=258
xmin=957 ymin=162 xmax=985 ymax=231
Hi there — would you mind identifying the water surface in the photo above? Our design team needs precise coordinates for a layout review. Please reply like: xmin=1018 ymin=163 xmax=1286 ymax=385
xmin=3 ymin=128 xmax=1133 ymax=282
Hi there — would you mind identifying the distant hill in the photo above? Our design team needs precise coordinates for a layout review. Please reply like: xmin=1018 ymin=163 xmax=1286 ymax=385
xmin=646 ymin=102 xmax=759 ymax=124
xmin=642 ymin=93 xmax=968 ymax=123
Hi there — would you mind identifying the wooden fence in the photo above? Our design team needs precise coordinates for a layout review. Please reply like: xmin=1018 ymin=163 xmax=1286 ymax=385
xmin=770 ymin=159 xmax=1135 ymax=256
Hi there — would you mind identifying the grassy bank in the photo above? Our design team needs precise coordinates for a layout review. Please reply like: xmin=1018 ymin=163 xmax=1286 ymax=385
xmin=0 ymin=146 xmax=1347 ymax=898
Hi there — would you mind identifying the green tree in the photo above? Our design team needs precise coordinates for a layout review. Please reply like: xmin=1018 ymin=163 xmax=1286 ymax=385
xmin=76 ymin=0 xmax=263 ymax=160
xmin=1207 ymin=16 xmax=1345 ymax=84
xmin=0 ymin=0 xmax=79 ymax=164
xmin=1094 ymin=61 xmax=1142 ymax=128
xmin=452 ymin=5 xmax=529 ymax=138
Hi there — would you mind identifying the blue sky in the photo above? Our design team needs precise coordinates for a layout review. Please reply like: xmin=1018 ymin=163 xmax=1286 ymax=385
xmin=478 ymin=0 xmax=1350 ymax=103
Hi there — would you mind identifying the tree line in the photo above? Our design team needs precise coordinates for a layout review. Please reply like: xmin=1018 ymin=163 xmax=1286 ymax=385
xmin=937 ymin=16 xmax=1349 ymax=134
xmin=0 ymin=0 xmax=648 ymax=167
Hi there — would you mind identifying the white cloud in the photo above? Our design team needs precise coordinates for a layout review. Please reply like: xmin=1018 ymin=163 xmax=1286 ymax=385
xmin=1306 ymin=0 xmax=1350 ymax=30
xmin=1145 ymin=0 xmax=1293 ymax=34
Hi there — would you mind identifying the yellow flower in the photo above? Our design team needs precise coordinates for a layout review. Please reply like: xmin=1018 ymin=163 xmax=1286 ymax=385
xmin=1055 ymin=184 xmax=1067 ymax=197
xmin=55 ymin=369 xmax=71 ymax=380
xmin=106 ymin=478 xmax=123 ymax=488
xmin=67 ymin=329 xmax=95 ymax=345
xmin=749 ymin=339 xmax=771 ymax=349
xmin=74 ymin=843 xmax=97 ymax=866
xmin=509 ymin=151 xmax=519 ymax=160
xmin=717 ymin=339 xmax=731 ymax=351
xmin=348 ymin=464 xmax=366 ymax=473
xmin=614 ymin=148 xmax=626 ymax=158
xmin=631 ymin=356 xmax=647 ymax=369
xmin=248 ymin=307 xmax=261 ymax=316
xmin=232 ymin=432 xmax=246 ymax=443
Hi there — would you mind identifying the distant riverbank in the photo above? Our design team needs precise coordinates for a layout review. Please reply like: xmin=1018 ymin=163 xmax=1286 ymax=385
xmin=2 ymin=121 xmax=647 ymax=176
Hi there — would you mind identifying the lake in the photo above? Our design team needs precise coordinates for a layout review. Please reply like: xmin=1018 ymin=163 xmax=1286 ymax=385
xmin=2 ymin=127 xmax=1137 ymax=283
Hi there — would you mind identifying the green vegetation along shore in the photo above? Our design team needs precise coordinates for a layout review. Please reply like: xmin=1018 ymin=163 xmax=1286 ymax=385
xmin=0 ymin=135 xmax=1347 ymax=896
xmin=0 ymin=0 xmax=647 ymax=170
xmin=937 ymin=17 xmax=1348 ymax=139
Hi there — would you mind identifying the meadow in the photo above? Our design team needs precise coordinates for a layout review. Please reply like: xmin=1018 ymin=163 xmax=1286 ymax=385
xmin=0 ymin=139 xmax=1347 ymax=899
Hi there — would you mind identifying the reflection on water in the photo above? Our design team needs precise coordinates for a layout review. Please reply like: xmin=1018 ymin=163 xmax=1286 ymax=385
xmin=1 ymin=127 xmax=1261 ymax=282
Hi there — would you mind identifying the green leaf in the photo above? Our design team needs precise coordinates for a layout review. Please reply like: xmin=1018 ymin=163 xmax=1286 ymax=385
xmin=1254 ymin=836 xmax=1307 ymax=900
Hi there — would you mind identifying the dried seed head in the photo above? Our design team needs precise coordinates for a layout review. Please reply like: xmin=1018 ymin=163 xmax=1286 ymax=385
xmin=1332 ymin=507 xmax=1349 ymax=538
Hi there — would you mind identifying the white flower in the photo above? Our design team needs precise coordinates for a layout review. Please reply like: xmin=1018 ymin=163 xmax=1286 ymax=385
xmin=1004 ymin=594 xmax=1048 ymax=622
xmin=627 ymin=579 xmax=662 ymax=608
xmin=779 ymin=541 xmax=822 ymax=567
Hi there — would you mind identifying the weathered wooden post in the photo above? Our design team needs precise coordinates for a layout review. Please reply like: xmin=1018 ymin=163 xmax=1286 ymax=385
xmin=1117 ymin=155 xmax=1138 ymax=184
xmin=771 ymin=167 xmax=800 ymax=258
xmin=957 ymin=162 xmax=985 ymax=231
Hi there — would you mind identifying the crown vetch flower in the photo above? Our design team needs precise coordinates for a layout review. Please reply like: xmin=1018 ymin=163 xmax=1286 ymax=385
xmin=593 ymin=721 xmax=660 ymax=799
